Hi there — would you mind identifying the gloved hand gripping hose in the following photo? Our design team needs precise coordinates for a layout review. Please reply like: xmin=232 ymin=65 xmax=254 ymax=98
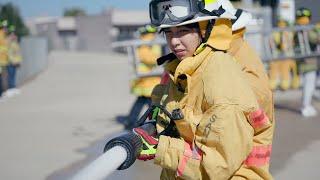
xmin=104 ymin=104 xmax=184 ymax=170
xmin=72 ymin=105 xmax=184 ymax=180
xmin=103 ymin=122 xmax=157 ymax=170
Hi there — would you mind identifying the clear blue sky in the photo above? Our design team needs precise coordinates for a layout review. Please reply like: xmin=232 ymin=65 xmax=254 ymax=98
xmin=1 ymin=0 xmax=149 ymax=18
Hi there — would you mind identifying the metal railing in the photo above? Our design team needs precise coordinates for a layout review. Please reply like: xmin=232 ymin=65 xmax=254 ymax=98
xmin=112 ymin=37 xmax=166 ymax=78
xmin=111 ymin=24 xmax=320 ymax=79
xmin=251 ymin=24 xmax=320 ymax=62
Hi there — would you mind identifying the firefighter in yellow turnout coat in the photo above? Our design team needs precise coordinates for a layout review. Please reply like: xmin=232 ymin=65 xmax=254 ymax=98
xmin=118 ymin=25 xmax=162 ymax=129
xmin=225 ymin=2 xmax=274 ymax=178
xmin=269 ymin=20 xmax=300 ymax=90
xmin=131 ymin=25 xmax=162 ymax=97
xmin=295 ymin=7 xmax=319 ymax=117
xmin=132 ymin=0 xmax=274 ymax=179
xmin=0 ymin=20 xmax=9 ymax=96
xmin=1 ymin=25 xmax=23 ymax=97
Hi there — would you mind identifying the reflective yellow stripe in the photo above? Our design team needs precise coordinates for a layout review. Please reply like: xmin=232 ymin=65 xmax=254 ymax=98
xmin=193 ymin=43 xmax=206 ymax=55
xmin=205 ymin=0 xmax=217 ymax=4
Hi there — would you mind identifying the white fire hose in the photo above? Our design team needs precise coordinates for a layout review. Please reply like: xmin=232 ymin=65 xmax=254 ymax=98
xmin=70 ymin=146 xmax=127 ymax=180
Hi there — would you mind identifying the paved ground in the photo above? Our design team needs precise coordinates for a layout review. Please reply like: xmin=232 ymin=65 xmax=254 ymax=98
xmin=0 ymin=51 xmax=319 ymax=180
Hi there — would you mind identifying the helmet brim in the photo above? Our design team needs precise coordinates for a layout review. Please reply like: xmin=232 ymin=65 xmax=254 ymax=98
xmin=232 ymin=11 xmax=252 ymax=31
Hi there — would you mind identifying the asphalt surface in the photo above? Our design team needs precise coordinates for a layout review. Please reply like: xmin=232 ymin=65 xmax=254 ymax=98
xmin=0 ymin=51 xmax=319 ymax=180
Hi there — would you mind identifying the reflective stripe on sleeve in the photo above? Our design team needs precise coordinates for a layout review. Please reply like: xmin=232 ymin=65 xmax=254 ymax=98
xmin=249 ymin=109 xmax=269 ymax=128
xmin=176 ymin=142 xmax=202 ymax=177
xmin=244 ymin=145 xmax=272 ymax=167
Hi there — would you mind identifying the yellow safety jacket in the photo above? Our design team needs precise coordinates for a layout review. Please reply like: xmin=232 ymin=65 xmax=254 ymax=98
xmin=8 ymin=39 xmax=22 ymax=64
xmin=228 ymin=28 xmax=275 ymax=179
xmin=0 ymin=29 xmax=8 ymax=66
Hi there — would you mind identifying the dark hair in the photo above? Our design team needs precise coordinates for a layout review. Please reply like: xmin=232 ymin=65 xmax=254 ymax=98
xmin=183 ymin=22 xmax=200 ymax=29
xmin=161 ymin=22 xmax=200 ymax=33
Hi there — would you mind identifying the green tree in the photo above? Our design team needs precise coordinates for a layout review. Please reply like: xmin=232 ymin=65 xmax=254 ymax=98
xmin=0 ymin=2 xmax=29 ymax=38
xmin=63 ymin=8 xmax=86 ymax=17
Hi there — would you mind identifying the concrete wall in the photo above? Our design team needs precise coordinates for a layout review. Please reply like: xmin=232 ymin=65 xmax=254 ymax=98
xmin=17 ymin=37 xmax=49 ymax=86
xmin=34 ymin=14 xmax=113 ymax=52
xmin=36 ymin=22 xmax=64 ymax=51
xmin=76 ymin=14 xmax=112 ymax=52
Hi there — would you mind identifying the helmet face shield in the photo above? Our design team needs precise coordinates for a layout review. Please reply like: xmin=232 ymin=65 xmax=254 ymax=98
xmin=150 ymin=0 xmax=199 ymax=26
xmin=149 ymin=0 xmax=236 ymax=29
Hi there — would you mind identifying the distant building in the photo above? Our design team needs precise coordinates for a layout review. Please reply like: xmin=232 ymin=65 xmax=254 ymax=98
xmin=26 ymin=9 xmax=149 ymax=52
xmin=111 ymin=9 xmax=150 ymax=41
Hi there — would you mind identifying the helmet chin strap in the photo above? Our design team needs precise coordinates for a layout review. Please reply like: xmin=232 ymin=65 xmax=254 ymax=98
xmin=202 ymin=20 xmax=214 ymax=43
xmin=193 ymin=19 xmax=214 ymax=55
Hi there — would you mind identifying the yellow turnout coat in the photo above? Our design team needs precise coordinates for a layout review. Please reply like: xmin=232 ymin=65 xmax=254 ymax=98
xmin=151 ymin=20 xmax=274 ymax=180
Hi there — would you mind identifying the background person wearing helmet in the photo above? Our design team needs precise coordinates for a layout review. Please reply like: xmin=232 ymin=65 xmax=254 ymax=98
xmin=220 ymin=1 xmax=275 ymax=178
xmin=294 ymin=7 xmax=318 ymax=117
xmin=1 ymin=25 xmax=22 ymax=98
xmin=314 ymin=22 xmax=320 ymax=100
xmin=117 ymin=24 xmax=162 ymax=129
xmin=133 ymin=0 xmax=273 ymax=179
xmin=0 ymin=20 xmax=8 ymax=97
xmin=269 ymin=19 xmax=300 ymax=90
